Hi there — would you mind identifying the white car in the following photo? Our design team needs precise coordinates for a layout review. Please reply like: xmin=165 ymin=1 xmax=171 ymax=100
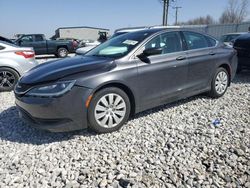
xmin=76 ymin=41 xmax=101 ymax=55
xmin=0 ymin=41 xmax=38 ymax=91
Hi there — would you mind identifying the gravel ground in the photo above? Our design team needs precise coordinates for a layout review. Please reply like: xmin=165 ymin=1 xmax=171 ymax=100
xmin=0 ymin=66 xmax=249 ymax=187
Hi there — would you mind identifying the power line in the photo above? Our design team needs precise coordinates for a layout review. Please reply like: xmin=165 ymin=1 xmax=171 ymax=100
xmin=162 ymin=0 xmax=176 ymax=26
xmin=173 ymin=6 xmax=182 ymax=25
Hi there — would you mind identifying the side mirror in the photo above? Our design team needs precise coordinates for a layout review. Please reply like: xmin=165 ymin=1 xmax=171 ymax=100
xmin=141 ymin=48 xmax=163 ymax=57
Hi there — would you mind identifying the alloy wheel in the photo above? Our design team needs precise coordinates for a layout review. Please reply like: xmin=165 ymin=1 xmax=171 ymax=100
xmin=0 ymin=71 xmax=16 ymax=89
xmin=94 ymin=93 xmax=126 ymax=128
xmin=215 ymin=71 xmax=228 ymax=95
xmin=59 ymin=49 xmax=67 ymax=57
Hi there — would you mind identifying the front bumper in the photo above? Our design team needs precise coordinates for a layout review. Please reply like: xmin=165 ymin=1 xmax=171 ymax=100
xmin=15 ymin=86 xmax=92 ymax=132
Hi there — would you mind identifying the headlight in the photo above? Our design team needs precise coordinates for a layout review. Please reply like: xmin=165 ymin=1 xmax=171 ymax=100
xmin=26 ymin=80 xmax=76 ymax=97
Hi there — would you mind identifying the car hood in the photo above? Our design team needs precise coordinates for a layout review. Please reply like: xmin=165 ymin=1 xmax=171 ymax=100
xmin=20 ymin=56 xmax=115 ymax=85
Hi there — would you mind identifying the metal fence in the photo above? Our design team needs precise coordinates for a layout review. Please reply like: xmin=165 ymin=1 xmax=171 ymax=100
xmin=174 ymin=22 xmax=250 ymax=39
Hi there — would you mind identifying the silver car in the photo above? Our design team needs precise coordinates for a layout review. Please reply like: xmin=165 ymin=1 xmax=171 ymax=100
xmin=0 ymin=41 xmax=38 ymax=91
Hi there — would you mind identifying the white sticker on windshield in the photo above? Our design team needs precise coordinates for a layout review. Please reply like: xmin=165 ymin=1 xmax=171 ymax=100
xmin=122 ymin=40 xmax=138 ymax=45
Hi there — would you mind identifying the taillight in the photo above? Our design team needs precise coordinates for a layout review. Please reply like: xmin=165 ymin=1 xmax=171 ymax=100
xmin=73 ymin=41 xmax=78 ymax=48
xmin=15 ymin=51 xmax=35 ymax=59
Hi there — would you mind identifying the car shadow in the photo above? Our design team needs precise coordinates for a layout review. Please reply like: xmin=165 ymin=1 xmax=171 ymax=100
xmin=0 ymin=106 xmax=96 ymax=145
xmin=233 ymin=70 xmax=250 ymax=84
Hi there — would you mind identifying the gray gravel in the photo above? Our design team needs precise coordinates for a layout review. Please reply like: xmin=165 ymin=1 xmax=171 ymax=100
xmin=0 ymin=69 xmax=249 ymax=188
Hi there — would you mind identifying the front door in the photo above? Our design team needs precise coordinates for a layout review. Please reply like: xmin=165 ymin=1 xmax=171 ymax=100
xmin=33 ymin=35 xmax=47 ymax=55
xmin=135 ymin=31 xmax=189 ymax=110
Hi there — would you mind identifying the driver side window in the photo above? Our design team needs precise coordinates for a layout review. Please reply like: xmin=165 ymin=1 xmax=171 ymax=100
xmin=144 ymin=32 xmax=182 ymax=55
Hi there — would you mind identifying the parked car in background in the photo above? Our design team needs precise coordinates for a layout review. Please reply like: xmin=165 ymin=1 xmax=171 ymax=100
xmin=75 ymin=41 xmax=101 ymax=55
xmin=0 ymin=41 xmax=38 ymax=91
xmin=15 ymin=34 xmax=77 ymax=58
xmin=220 ymin=32 xmax=246 ymax=47
xmin=15 ymin=29 xmax=237 ymax=133
xmin=233 ymin=33 xmax=250 ymax=72
xmin=0 ymin=36 xmax=15 ymax=44
xmin=75 ymin=32 xmax=109 ymax=55
xmin=55 ymin=38 xmax=80 ymax=48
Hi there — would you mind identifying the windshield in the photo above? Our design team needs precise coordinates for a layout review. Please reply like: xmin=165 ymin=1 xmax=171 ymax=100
xmin=86 ymin=31 xmax=151 ymax=58
xmin=109 ymin=32 xmax=128 ymax=39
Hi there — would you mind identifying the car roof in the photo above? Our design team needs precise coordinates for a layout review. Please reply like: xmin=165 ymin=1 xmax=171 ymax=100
xmin=115 ymin=25 xmax=174 ymax=33
xmin=125 ymin=28 xmax=214 ymax=37
xmin=222 ymin=32 xmax=247 ymax=36
xmin=235 ymin=32 xmax=250 ymax=40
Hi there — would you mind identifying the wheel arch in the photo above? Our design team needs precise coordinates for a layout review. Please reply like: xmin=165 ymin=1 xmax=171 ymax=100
xmin=57 ymin=45 xmax=69 ymax=51
xmin=218 ymin=63 xmax=231 ymax=86
xmin=0 ymin=66 xmax=21 ymax=76
xmin=92 ymin=82 xmax=136 ymax=116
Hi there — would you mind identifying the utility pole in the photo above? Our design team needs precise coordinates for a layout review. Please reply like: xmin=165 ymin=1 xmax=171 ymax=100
xmin=162 ymin=0 xmax=170 ymax=26
xmin=173 ymin=6 xmax=182 ymax=25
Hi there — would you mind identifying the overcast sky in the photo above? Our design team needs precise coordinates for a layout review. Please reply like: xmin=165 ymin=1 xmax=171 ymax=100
xmin=0 ymin=0 xmax=249 ymax=38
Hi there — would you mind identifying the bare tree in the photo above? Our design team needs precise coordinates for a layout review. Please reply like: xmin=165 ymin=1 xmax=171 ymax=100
xmin=178 ymin=15 xmax=215 ymax=25
xmin=219 ymin=0 xmax=249 ymax=24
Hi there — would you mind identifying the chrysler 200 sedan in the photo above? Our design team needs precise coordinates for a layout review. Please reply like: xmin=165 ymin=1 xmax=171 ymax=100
xmin=14 ymin=29 xmax=238 ymax=133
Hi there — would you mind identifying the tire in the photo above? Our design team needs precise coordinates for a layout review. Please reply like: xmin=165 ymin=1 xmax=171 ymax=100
xmin=88 ymin=87 xmax=131 ymax=133
xmin=0 ymin=67 xmax=19 ymax=92
xmin=57 ymin=47 xmax=68 ymax=58
xmin=208 ymin=67 xmax=229 ymax=98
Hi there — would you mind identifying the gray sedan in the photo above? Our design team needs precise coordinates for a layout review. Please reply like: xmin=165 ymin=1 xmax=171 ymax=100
xmin=15 ymin=29 xmax=237 ymax=133
xmin=0 ymin=41 xmax=38 ymax=91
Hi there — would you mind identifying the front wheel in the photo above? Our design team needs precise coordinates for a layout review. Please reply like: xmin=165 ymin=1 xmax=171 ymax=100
xmin=208 ymin=67 xmax=229 ymax=98
xmin=88 ymin=87 xmax=131 ymax=133
xmin=57 ymin=47 xmax=68 ymax=58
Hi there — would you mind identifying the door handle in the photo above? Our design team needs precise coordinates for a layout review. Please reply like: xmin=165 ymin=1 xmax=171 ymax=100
xmin=209 ymin=51 xmax=216 ymax=55
xmin=176 ymin=56 xmax=187 ymax=61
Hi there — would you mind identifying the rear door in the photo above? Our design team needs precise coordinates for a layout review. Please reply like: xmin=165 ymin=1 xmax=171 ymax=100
xmin=135 ymin=31 xmax=189 ymax=109
xmin=182 ymin=31 xmax=218 ymax=91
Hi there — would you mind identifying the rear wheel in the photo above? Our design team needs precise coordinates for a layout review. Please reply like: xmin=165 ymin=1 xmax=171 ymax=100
xmin=88 ymin=87 xmax=131 ymax=133
xmin=57 ymin=47 xmax=68 ymax=58
xmin=208 ymin=67 xmax=229 ymax=98
xmin=0 ymin=68 xmax=19 ymax=92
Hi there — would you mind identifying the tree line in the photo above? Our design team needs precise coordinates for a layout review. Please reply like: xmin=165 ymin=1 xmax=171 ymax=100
xmin=176 ymin=0 xmax=249 ymax=25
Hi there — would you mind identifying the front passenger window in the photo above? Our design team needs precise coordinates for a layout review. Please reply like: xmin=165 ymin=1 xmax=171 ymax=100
xmin=144 ymin=32 xmax=182 ymax=55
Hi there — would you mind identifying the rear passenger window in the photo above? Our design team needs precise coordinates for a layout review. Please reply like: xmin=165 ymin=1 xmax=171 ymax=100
xmin=35 ymin=35 xmax=44 ymax=42
xmin=183 ymin=32 xmax=209 ymax=50
xmin=145 ymin=32 xmax=182 ymax=55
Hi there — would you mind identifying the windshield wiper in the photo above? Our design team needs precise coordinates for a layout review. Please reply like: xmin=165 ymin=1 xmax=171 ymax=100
xmin=91 ymin=54 xmax=113 ymax=58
